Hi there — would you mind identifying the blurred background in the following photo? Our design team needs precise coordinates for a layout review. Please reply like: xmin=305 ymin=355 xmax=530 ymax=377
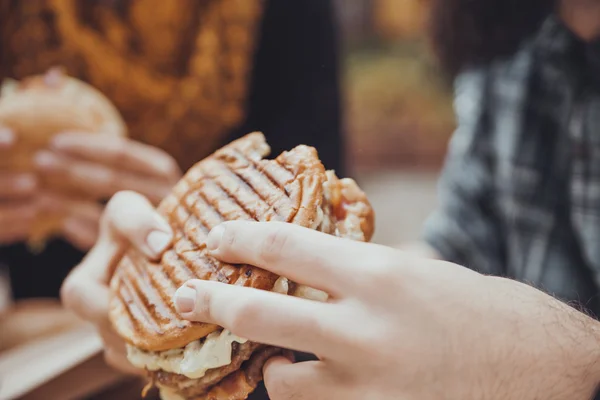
xmin=0 ymin=1 xmax=457 ymax=398
xmin=336 ymin=0 xmax=454 ymax=245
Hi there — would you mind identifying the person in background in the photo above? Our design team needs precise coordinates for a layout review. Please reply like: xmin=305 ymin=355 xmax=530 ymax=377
xmin=0 ymin=0 xmax=343 ymax=301
xmin=416 ymin=0 xmax=600 ymax=317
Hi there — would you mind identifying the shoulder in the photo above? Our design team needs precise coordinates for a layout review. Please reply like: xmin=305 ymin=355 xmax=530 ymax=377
xmin=454 ymin=42 xmax=536 ymax=117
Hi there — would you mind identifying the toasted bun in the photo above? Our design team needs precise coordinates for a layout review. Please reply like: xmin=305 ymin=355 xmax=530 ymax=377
xmin=0 ymin=67 xmax=126 ymax=245
xmin=109 ymin=132 xmax=327 ymax=352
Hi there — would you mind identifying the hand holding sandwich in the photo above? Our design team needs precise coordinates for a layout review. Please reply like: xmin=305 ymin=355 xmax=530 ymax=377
xmin=62 ymin=193 xmax=600 ymax=399
xmin=174 ymin=221 xmax=600 ymax=400
xmin=0 ymin=126 xmax=105 ymax=251
xmin=61 ymin=133 xmax=600 ymax=400
xmin=32 ymin=133 xmax=180 ymax=250
xmin=61 ymin=190 xmax=173 ymax=375
xmin=35 ymin=133 xmax=181 ymax=205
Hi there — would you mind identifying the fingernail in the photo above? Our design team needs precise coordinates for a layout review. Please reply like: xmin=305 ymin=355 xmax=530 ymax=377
xmin=44 ymin=67 xmax=64 ymax=87
xmin=146 ymin=230 xmax=172 ymax=256
xmin=207 ymin=225 xmax=225 ymax=251
xmin=174 ymin=285 xmax=196 ymax=314
xmin=34 ymin=151 xmax=55 ymax=167
xmin=15 ymin=175 xmax=36 ymax=191
xmin=0 ymin=128 xmax=14 ymax=146
xmin=50 ymin=134 xmax=69 ymax=149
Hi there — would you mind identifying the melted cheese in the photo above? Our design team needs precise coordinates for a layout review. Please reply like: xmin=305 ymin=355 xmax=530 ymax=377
xmin=126 ymin=329 xmax=247 ymax=379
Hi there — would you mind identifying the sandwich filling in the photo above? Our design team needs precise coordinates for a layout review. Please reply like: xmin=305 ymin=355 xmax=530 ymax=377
xmin=127 ymin=329 xmax=248 ymax=379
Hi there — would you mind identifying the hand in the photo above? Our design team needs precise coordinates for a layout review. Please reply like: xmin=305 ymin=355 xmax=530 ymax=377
xmin=39 ymin=193 xmax=103 ymax=252
xmin=60 ymin=191 xmax=173 ymax=374
xmin=35 ymin=132 xmax=181 ymax=204
xmin=173 ymin=222 xmax=600 ymax=400
xmin=0 ymin=127 xmax=40 ymax=245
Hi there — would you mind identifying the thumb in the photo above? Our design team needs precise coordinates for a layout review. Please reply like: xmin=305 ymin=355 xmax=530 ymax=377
xmin=84 ymin=190 xmax=172 ymax=283
xmin=61 ymin=191 xmax=172 ymax=325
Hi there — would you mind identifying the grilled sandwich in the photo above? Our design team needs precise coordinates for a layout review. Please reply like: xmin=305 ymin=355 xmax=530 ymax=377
xmin=108 ymin=132 xmax=374 ymax=400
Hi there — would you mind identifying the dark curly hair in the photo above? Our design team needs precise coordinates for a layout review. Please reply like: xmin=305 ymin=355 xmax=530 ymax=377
xmin=428 ymin=0 xmax=556 ymax=77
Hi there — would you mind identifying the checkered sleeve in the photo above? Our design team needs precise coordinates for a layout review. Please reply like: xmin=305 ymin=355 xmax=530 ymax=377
xmin=422 ymin=68 xmax=505 ymax=274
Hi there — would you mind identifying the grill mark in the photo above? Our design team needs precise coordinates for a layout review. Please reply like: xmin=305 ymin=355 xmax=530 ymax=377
xmin=180 ymin=250 xmax=220 ymax=281
xmin=172 ymin=204 xmax=191 ymax=230
xmin=232 ymin=166 xmax=272 ymax=204
xmin=274 ymin=158 xmax=297 ymax=184
xmin=167 ymin=196 xmax=204 ymax=253
xmin=184 ymin=213 xmax=210 ymax=247
xmin=211 ymin=162 xmax=274 ymax=221
xmin=142 ymin=265 xmax=180 ymax=316
xmin=228 ymin=149 xmax=299 ymax=221
xmin=162 ymin=249 xmax=197 ymax=283
xmin=208 ymin=171 xmax=258 ymax=221
xmin=277 ymin=160 xmax=297 ymax=176
xmin=233 ymin=148 xmax=287 ymax=190
xmin=174 ymin=234 xmax=196 ymax=253
xmin=288 ymin=179 xmax=306 ymax=225
xmin=116 ymin=282 xmax=141 ymax=333
xmin=188 ymin=190 xmax=225 ymax=230
xmin=234 ymin=165 xmax=293 ymax=222
xmin=119 ymin=273 xmax=162 ymax=333
xmin=174 ymin=175 xmax=244 ymax=285
xmin=127 ymin=254 xmax=177 ymax=322
xmin=270 ymin=158 xmax=295 ymax=183
xmin=184 ymin=191 xmax=214 ymax=232
xmin=198 ymin=178 xmax=253 ymax=221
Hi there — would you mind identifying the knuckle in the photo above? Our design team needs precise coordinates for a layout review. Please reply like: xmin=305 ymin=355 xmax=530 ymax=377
xmin=365 ymin=250 xmax=402 ymax=287
xmin=163 ymin=157 xmax=181 ymax=181
xmin=104 ymin=191 xmax=146 ymax=224
xmin=103 ymin=348 xmax=120 ymax=369
xmin=60 ymin=275 xmax=82 ymax=311
xmin=112 ymin=137 xmax=128 ymax=160
xmin=258 ymin=225 xmax=289 ymax=265
xmin=106 ymin=191 xmax=134 ymax=212
xmin=226 ymin=298 xmax=259 ymax=334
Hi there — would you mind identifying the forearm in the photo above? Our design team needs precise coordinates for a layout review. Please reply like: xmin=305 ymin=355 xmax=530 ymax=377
xmin=486 ymin=277 xmax=600 ymax=400
xmin=396 ymin=241 xmax=442 ymax=259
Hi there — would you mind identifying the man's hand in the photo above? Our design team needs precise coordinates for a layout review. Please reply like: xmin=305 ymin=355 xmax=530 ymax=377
xmin=174 ymin=221 xmax=600 ymax=400
xmin=60 ymin=191 xmax=173 ymax=374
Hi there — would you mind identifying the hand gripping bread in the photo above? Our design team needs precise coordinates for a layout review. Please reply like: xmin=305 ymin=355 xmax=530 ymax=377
xmin=108 ymin=132 xmax=374 ymax=400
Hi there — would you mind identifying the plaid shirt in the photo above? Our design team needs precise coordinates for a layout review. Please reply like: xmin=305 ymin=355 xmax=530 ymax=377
xmin=423 ymin=16 xmax=600 ymax=313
